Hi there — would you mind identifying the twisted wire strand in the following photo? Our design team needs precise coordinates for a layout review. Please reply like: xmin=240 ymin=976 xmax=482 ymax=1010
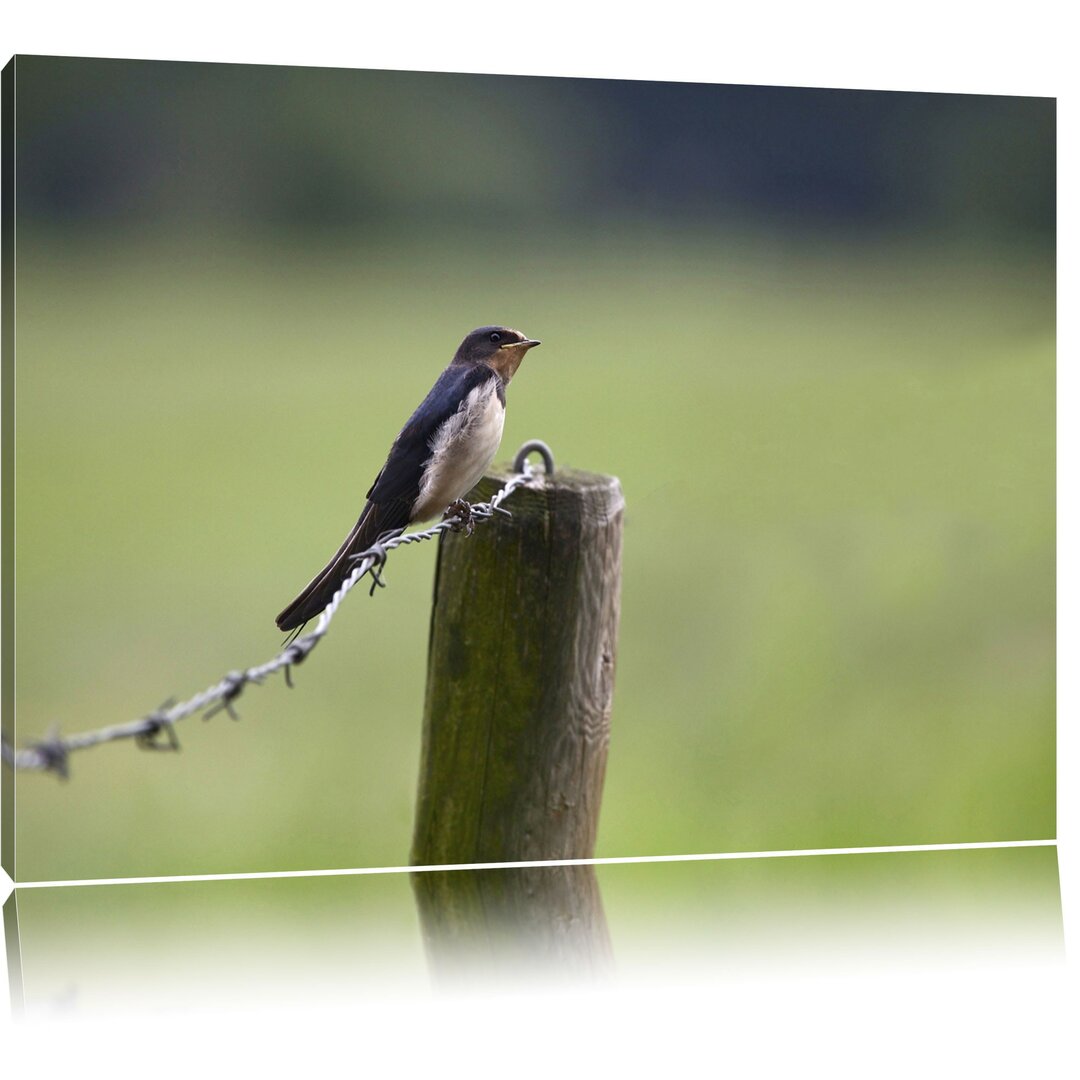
xmin=1 ymin=461 xmax=541 ymax=777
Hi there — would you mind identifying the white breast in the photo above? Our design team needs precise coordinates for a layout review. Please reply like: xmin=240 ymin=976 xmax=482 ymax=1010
xmin=411 ymin=379 xmax=506 ymax=522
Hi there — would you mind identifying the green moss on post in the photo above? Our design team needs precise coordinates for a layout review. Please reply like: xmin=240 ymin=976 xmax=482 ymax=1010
xmin=411 ymin=464 xmax=624 ymax=867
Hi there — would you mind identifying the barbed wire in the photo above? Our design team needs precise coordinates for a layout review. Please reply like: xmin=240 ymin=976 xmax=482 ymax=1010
xmin=1 ymin=447 xmax=549 ymax=779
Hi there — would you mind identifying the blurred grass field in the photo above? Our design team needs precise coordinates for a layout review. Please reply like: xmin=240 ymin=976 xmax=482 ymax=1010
xmin=11 ymin=224 xmax=1053 ymax=880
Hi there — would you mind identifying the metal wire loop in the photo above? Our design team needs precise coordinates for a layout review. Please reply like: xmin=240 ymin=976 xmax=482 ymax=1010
xmin=513 ymin=440 xmax=555 ymax=476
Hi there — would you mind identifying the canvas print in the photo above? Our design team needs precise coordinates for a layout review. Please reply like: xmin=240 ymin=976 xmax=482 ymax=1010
xmin=0 ymin=56 xmax=1055 ymax=885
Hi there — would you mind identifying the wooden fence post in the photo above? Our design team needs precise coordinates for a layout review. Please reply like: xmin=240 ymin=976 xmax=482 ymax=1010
xmin=412 ymin=863 xmax=614 ymax=982
xmin=411 ymin=454 xmax=624 ymax=867
xmin=411 ymin=448 xmax=623 ymax=976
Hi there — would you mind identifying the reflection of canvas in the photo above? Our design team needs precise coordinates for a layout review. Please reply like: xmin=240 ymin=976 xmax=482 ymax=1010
xmin=2 ymin=56 xmax=1055 ymax=882
xmin=5 ymin=846 xmax=1063 ymax=1009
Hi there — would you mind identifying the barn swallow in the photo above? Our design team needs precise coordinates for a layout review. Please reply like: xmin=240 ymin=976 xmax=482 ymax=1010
xmin=275 ymin=325 xmax=541 ymax=632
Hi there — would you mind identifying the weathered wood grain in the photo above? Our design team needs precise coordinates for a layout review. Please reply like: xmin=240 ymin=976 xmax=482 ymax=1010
xmin=412 ymin=466 xmax=624 ymax=867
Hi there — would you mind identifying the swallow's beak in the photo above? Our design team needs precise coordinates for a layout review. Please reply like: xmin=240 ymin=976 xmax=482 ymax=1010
xmin=501 ymin=338 xmax=542 ymax=350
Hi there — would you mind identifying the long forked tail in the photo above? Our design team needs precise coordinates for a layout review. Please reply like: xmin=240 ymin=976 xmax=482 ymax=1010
xmin=275 ymin=502 xmax=397 ymax=632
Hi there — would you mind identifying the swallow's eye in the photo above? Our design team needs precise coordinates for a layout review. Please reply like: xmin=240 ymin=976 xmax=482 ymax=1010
xmin=489 ymin=332 xmax=502 ymax=343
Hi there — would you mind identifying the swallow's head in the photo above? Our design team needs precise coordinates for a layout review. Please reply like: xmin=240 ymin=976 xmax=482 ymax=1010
xmin=454 ymin=326 xmax=541 ymax=381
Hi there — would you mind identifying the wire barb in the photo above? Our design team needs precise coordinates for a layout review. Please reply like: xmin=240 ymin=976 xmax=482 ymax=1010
xmin=203 ymin=671 xmax=249 ymax=721
xmin=4 ymin=453 xmax=543 ymax=777
xmin=135 ymin=699 xmax=181 ymax=752
xmin=28 ymin=726 xmax=71 ymax=780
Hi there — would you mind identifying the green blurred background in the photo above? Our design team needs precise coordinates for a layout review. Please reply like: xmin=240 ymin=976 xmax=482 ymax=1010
xmin=8 ymin=57 xmax=1055 ymax=880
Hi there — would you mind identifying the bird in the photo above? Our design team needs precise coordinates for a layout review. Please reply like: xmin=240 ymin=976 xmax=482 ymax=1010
xmin=275 ymin=325 xmax=542 ymax=632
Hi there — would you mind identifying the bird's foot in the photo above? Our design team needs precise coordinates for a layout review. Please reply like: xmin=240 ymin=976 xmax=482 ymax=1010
xmin=445 ymin=498 xmax=475 ymax=536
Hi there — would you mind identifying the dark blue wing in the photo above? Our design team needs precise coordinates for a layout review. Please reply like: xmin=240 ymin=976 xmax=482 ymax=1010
xmin=276 ymin=362 xmax=499 ymax=631
xmin=366 ymin=362 xmax=501 ymax=510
